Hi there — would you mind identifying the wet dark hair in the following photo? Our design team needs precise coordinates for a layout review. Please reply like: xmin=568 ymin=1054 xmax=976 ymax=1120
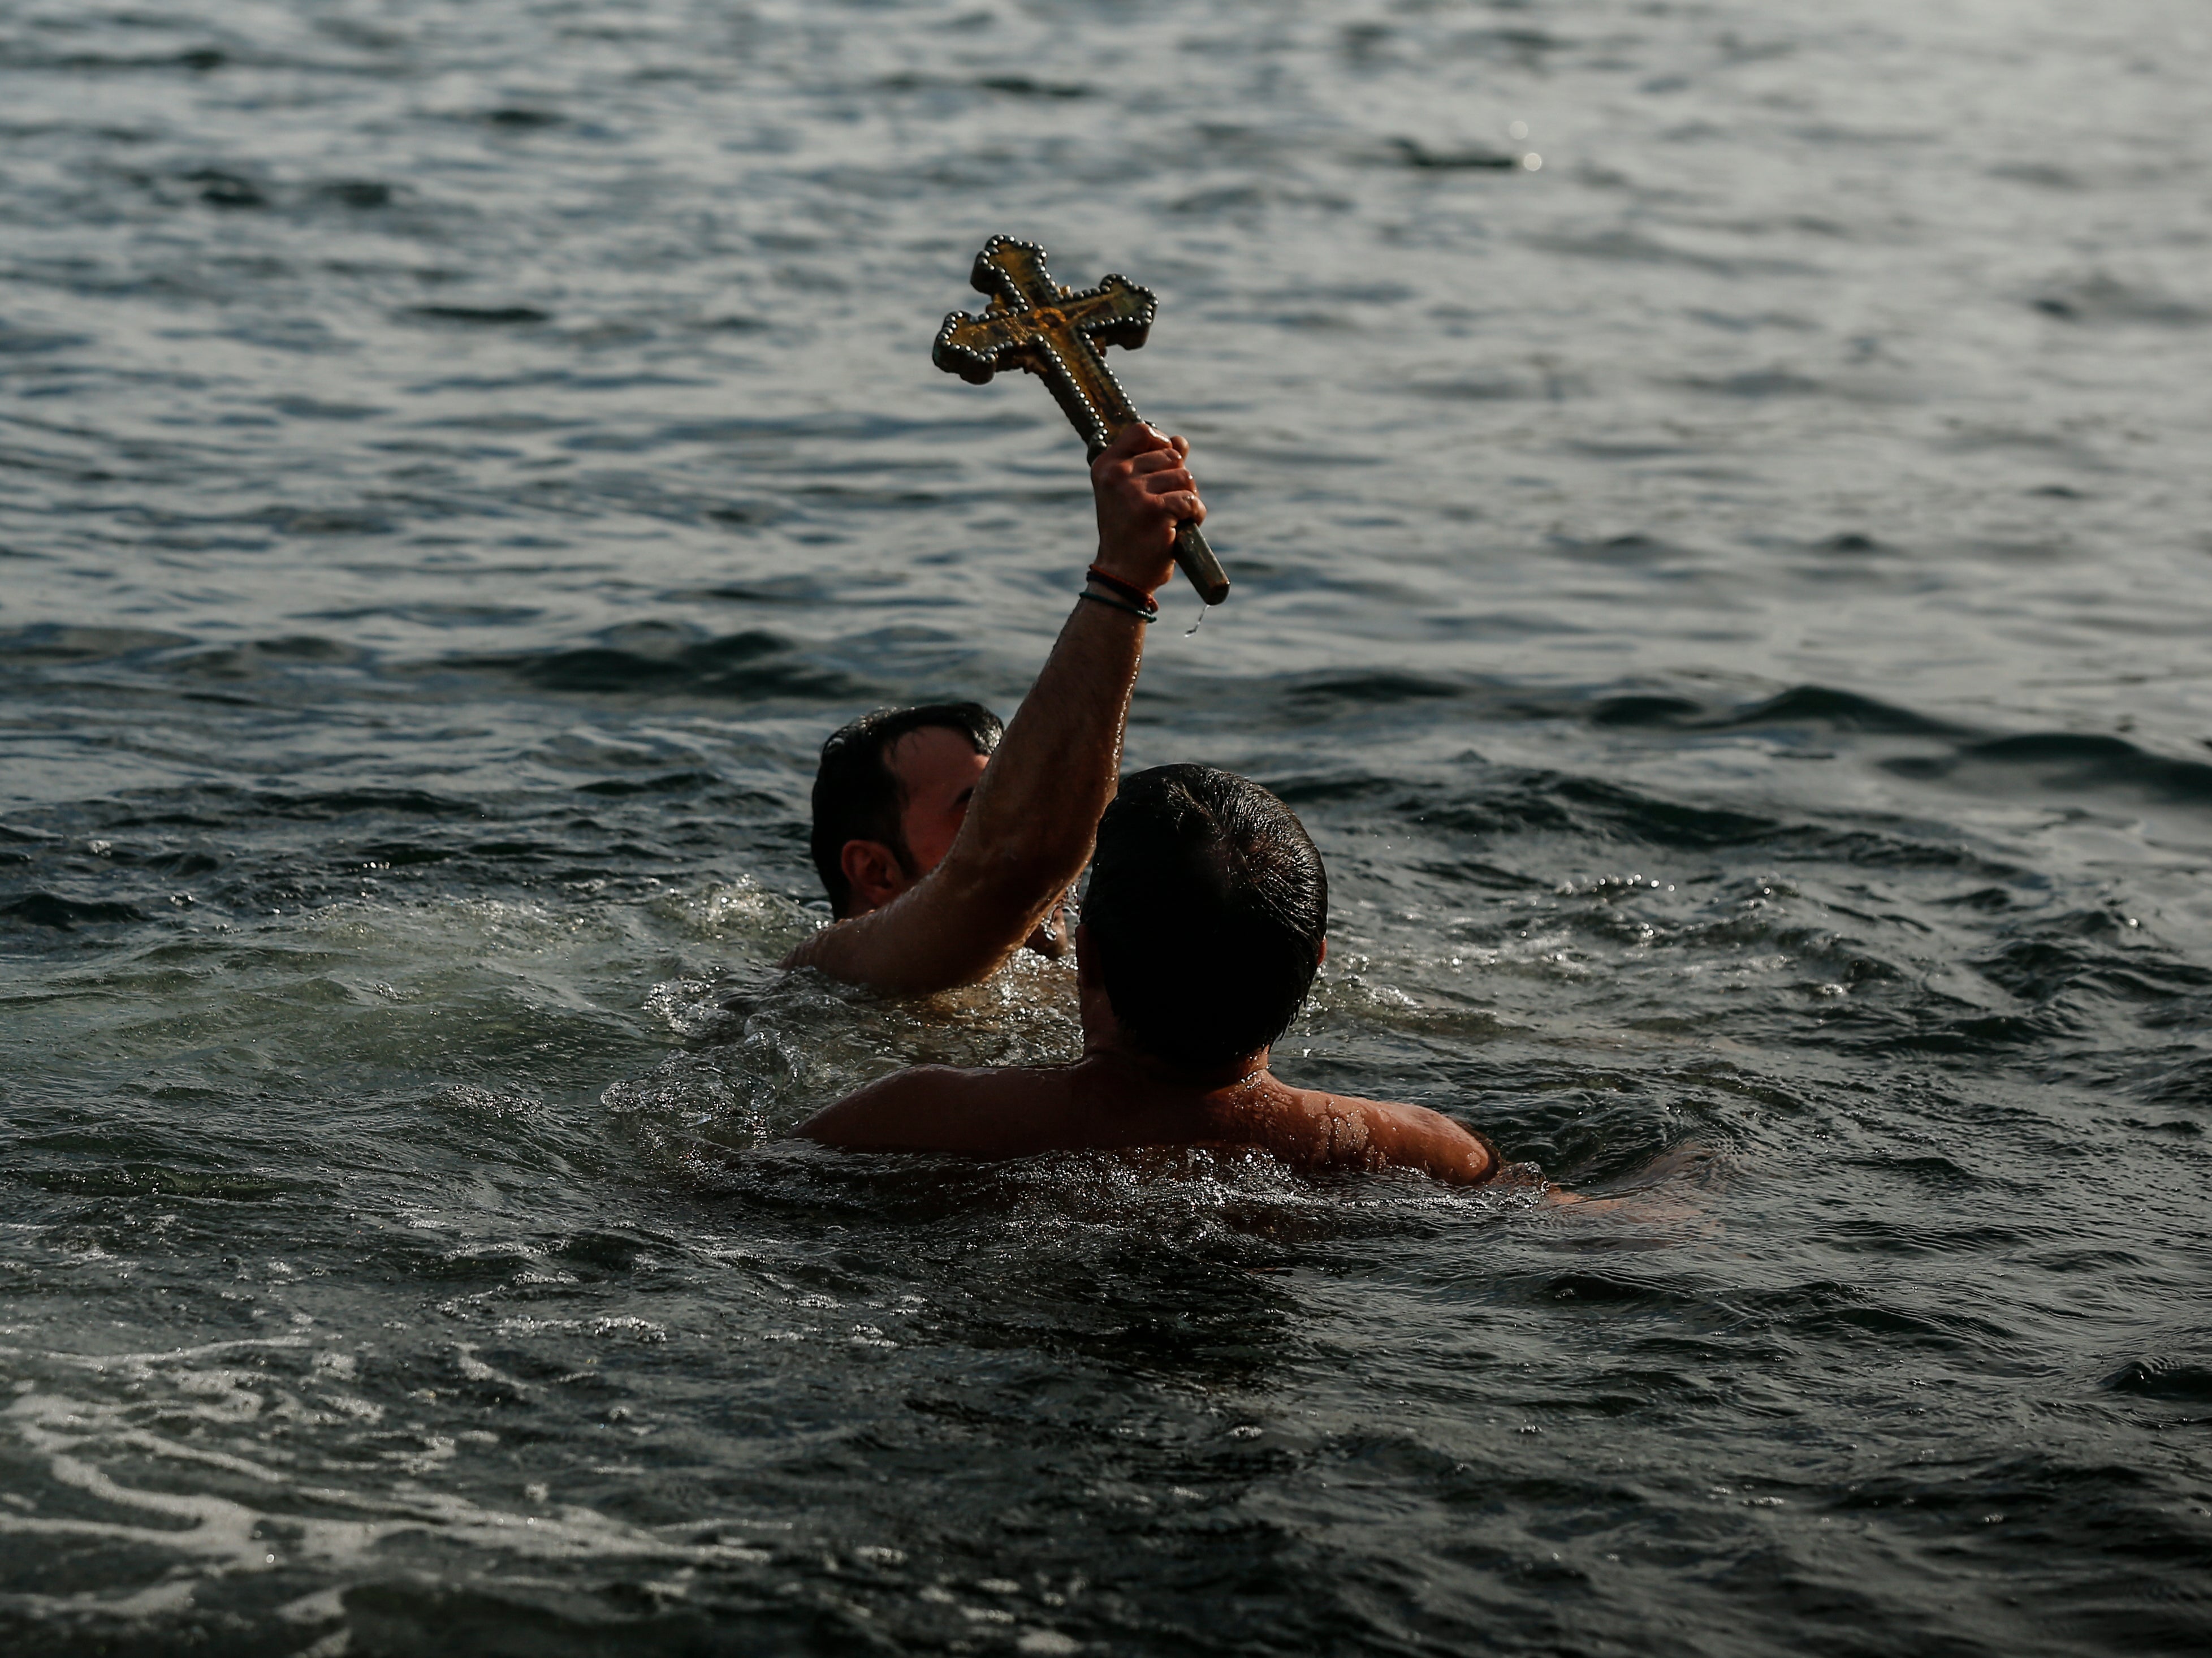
xmin=1083 ymin=765 xmax=1328 ymax=1070
xmin=810 ymin=703 xmax=1003 ymax=917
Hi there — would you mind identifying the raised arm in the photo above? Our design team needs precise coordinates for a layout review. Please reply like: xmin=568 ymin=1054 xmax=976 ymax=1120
xmin=781 ymin=424 xmax=1202 ymax=995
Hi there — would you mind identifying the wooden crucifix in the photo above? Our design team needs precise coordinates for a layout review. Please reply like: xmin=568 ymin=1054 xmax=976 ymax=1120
xmin=933 ymin=235 xmax=1230 ymax=606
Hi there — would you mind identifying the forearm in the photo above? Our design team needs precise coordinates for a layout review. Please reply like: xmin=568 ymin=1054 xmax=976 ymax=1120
xmin=779 ymin=596 xmax=1142 ymax=994
xmin=938 ymin=426 xmax=1190 ymax=914
xmin=795 ymin=1068 xmax=1022 ymax=1155
xmin=955 ymin=595 xmax=1144 ymax=901
xmin=1374 ymin=1103 xmax=1498 ymax=1185
xmin=782 ymin=424 xmax=1193 ymax=996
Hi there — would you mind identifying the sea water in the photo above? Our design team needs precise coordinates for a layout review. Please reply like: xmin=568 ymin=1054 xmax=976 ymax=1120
xmin=2 ymin=2 xmax=2208 ymax=1653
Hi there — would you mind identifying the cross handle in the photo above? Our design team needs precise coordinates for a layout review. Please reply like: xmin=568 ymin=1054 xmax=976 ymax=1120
xmin=932 ymin=236 xmax=1230 ymax=606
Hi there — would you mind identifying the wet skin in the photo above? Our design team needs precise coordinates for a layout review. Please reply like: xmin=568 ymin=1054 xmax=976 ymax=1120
xmin=832 ymin=725 xmax=991 ymax=916
xmin=780 ymin=424 xmax=1202 ymax=994
xmin=796 ymin=929 xmax=1500 ymax=1185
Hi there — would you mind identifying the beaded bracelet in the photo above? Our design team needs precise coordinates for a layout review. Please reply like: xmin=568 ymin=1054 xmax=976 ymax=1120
xmin=1078 ymin=589 xmax=1156 ymax=623
xmin=1085 ymin=564 xmax=1159 ymax=610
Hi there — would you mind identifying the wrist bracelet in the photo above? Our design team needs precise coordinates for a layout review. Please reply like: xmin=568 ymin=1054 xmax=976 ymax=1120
xmin=1078 ymin=589 xmax=1156 ymax=623
xmin=1085 ymin=564 xmax=1159 ymax=610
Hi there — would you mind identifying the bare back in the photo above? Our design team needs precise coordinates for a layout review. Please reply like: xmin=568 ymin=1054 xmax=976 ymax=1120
xmin=795 ymin=1056 xmax=1498 ymax=1186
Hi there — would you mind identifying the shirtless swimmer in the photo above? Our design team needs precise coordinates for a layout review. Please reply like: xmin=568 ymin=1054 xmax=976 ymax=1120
xmin=796 ymin=765 xmax=1506 ymax=1185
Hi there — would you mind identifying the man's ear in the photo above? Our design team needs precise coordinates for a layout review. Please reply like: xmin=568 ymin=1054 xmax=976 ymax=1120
xmin=839 ymin=839 xmax=909 ymax=914
xmin=1317 ymin=936 xmax=1328 ymax=966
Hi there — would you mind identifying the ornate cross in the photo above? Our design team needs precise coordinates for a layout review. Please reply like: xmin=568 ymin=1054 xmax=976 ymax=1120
xmin=933 ymin=236 xmax=1229 ymax=606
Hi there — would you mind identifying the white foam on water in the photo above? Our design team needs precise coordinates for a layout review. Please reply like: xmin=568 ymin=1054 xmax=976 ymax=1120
xmin=0 ymin=1376 xmax=783 ymax=1629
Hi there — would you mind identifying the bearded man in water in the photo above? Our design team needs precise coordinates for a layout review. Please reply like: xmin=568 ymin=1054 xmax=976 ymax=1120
xmin=781 ymin=421 xmax=1198 ymax=996
xmin=796 ymin=765 xmax=1505 ymax=1186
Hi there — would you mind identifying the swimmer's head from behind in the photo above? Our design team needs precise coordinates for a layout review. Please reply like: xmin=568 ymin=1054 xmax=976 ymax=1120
xmin=1083 ymin=765 xmax=1329 ymax=1072
xmin=810 ymin=703 xmax=1003 ymax=918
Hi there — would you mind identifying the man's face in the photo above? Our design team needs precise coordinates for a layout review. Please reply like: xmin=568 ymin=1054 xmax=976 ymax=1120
xmin=885 ymin=724 xmax=990 ymax=878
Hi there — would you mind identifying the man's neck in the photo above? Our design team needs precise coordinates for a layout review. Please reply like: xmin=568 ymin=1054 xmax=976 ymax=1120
xmin=1078 ymin=1035 xmax=1272 ymax=1096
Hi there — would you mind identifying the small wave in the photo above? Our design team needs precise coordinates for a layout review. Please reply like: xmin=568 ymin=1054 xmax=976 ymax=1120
xmin=2101 ymin=1359 xmax=2212 ymax=1404
xmin=1885 ymin=732 xmax=2212 ymax=807
xmin=1587 ymin=693 xmax=1705 ymax=726
xmin=1526 ymin=228 xmax=1821 ymax=278
xmin=405 ymin=304 xmax=551 ymax=326
xmin=1549 ymin=529 xmax=1696 ymax=564
xmin=1275 ymin=670 xmax=1466 ymax=712
xmin=1671 ymin=368 xmax=1829 ymax=398
xmin=0 ymin=625 xmax=194 ymax=663
xmin=2030 ymin=273 xmax=2209 ymax=327
xmin=22 ymin=1163 xmax=299 ymax=1201
xmin=1711 ymin=685 xmax=1964 ymax=736
xmin=1386 ymin=137 xmax=1522 ymax=170
xmin=2 ymin=891 xmax=145 ymax=930
xmin=246 ymin=786 xmax=480 ymax=821
xmin=466 ymin=627 xmax=867 ymax=701
xmin=1574 ymin=684 xmax=1959 ymax=733
xmin=165 ymin=636 xmax=368 ymax=678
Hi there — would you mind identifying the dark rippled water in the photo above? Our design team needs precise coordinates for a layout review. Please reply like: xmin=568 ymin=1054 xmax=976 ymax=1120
xmin=5 ymin=2 xmax=2210 ymax=1653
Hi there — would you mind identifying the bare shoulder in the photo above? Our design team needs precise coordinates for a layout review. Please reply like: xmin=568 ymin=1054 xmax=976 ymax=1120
xmin=809 ymin=1064 xmax=974 ymax=1115
xmin=794 ymin=1063 xmax=1071 ymax=1155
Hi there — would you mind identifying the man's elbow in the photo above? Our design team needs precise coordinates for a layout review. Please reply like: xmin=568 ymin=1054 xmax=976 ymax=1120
xmin=777 ymin=916 xmax=1000 ymax=998
xmin=1388 ymin=1106 xmax=1494 ymax=1186
xmin=843 ymin=938 xmax=1020 ymax=999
